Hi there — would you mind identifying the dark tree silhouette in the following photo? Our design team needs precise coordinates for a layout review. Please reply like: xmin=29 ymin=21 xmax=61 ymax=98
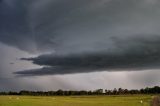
xmin=1 ymin=86 xmax=160 ymax=96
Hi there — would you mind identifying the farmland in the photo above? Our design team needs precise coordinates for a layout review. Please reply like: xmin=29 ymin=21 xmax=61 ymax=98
xmin=0 ymin=95 xmax=152 ymax=106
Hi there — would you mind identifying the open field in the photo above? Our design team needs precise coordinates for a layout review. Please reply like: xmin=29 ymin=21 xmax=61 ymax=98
xmin=0 ymin=95 xmax=152 ymax=106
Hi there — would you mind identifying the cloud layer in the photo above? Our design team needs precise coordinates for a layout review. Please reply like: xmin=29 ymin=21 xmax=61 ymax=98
xmin=1 ymin=0 xmax=160 ymax=76
xmin=15 ymin=34 xmax=160 ymax=76
xmin=1 ymin=0 xmax=160 ymax=53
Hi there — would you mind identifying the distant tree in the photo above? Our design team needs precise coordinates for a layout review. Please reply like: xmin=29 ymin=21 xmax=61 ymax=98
xmin=8 ymin=91 xmax=19 ymax=95
xmin=118 ymin=88 xmax=124 ymax=95
xmin=56 ymin=89 xmax=64 ymax=95
xmin=113 ymin=88 xmax=118 ymax=95
xmin=93 ymin=89 xmax=103 ymax=95
xmin=105 ymin=89 xmax=108 ymax=94
xmin=123 ymin=89 xmax=129 ymax=94
xmin=1 ymin=86 xmax=160 ymax=96
xmin=88 ymin=91 xmax=92 ymax=95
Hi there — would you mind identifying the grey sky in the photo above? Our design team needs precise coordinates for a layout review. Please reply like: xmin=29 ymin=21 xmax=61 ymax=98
xmin=0 ymin=0 xmax=160 ymax=91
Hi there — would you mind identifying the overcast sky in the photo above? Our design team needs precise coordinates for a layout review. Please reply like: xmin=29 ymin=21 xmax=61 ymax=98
xmin=0 ymin=0 xmax=160 ymax=91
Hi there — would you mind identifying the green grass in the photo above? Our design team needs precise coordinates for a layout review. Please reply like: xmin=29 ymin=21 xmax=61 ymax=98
xmin=0 ymin=95 xmax=152 ymax=106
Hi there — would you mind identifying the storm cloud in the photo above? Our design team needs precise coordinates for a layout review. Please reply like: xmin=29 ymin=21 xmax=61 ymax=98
xmin=1 ymin=0 xmax=160 ymax=76
xmin=0 ymin=0 xmax=160 ymax=53
xmin=14 ymin=34 xmax=160 ymax=76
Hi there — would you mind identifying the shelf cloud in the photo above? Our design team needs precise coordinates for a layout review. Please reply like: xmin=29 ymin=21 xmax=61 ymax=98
xmin=0 ymin=0 xmax=160 ymax=76
xmin=15 ymin=35 xmax=160 ymax=76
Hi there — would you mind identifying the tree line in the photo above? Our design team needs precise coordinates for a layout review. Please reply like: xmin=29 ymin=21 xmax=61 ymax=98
xmin=0 ymin=86 xmax=160 ymax=96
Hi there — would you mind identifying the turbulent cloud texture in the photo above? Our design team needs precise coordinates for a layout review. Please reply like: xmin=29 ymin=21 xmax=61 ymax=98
xmin=0 ymin=0 xmax=160 ymax=76
xmin=15 ymin=35 xmax=160 ymax=76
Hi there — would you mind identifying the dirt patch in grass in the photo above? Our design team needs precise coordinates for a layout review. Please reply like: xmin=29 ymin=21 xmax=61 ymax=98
xmin=151 ymin=96 xmax=160 ymax=106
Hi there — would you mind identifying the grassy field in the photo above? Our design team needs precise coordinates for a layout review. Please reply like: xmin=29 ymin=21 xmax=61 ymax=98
xmin=0 ymin=95 xmax=152 ymax=106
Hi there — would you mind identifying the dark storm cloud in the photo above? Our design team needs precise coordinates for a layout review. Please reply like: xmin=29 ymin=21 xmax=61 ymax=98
xmin=15 ymin=35 xmax=160 ymax=76
xmin=0 ymin=0 xmax=110 ymax=53
xmin=1 ymin=0 xmax=160 ymax=54
xmin=0 ymin=0 xmax=36 ymax=52
xmin=1 ymin=0 xmax=160 ymax=76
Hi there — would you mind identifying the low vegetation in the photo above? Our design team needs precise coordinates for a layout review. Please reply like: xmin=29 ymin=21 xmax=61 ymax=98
xmin=0 ymin=95 xmax=152 ymax=106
